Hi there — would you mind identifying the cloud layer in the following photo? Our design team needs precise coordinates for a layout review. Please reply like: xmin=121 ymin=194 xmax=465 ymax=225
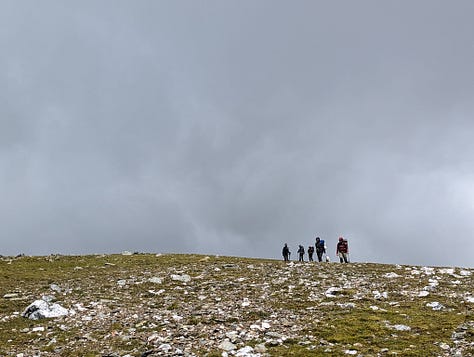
xmin=1 ymin=1 xmax=473 ymax=266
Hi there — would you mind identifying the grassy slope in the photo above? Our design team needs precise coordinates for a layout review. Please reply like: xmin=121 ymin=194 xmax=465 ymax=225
xmin=0 ymin=254 xmax=472 ymax=356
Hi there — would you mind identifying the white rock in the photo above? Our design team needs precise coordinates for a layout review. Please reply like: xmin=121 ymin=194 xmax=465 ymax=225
xmin=3 ymin=293 xmax=19 ymax=299
xmin=465 ymin=296 xmax=474 ymax=303
xmin=172 ymin=314 xmax=183 ymax=321
xmin=460 ymin=270 xmax=471 ymax=276
xmin=22 ymin=300 xmax=70 ymax=320
xmin=261 ymin=322 xmax=271 ymax=329
xmin=344 ymin=350 xmax=358 ymax=355
xmin=117 ymin=280 xmax=127 ymax=286
xmin=50 ymin=284 xmax=61 ymax=292
xmin=373 ymin=290 xmax=388 ymax=299
xmin=426 ymin=301 xmax=444 ymax=311
xmin=171 ymin=274 xmax=191 ymax=283
xmin=32 ymin=326 xmax=45 ymax=332
xmin=254 ymin=344 xmax=266 ymax=353
xmin=418 ymin=291 xmax=430 ymax=297
xmin=325 ymin=287 xmax=342 ymax=297
xmin=241 ymin=298 xmax=251 ymax=307
xmin=158 ymin=343 xmax=172 ymax=352
xmin=236 ymin=346 xmax=261 ymax=357
xmin=226 ymin=331 xmax=238 ymax=341
xmin=218 ymin=340 xmax=236 ymax=351
xmin=122 ymin=251 xmax=133 ymax=255
xmin=148 ymin=277 xmax=162 ymax=284
xmin=439 ymin=268 xmax=455 ymax=275
xmin=384 ymin=272 xmax=400 ymax=279
xmin=392 ymin=324 xmax=411 ymax=331
xmin=439 ymin=343 xmax=450 ymax=350
xmin=421 ymin=267 xmax=435 ymax=275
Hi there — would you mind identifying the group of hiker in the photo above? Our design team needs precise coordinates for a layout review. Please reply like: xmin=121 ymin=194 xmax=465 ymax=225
xmin=282 ymin=237 xmax=349 ymax=263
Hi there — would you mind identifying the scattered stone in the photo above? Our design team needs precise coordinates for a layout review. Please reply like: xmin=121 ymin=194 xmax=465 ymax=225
xmin=439 ymin=268 xmax=455 ymax=275
xmin=373 ymin=290 xmax=388 ymax=300
xmin=158 ymin=343 xmax=172 ymax=353
xmin=148 ymin=277 xmax=162 ymax=284
xmin=3 ymin=254 xmax=473 ymax=356
xmin=3 ymin=293 xmax=19 ymax=299
xmin=241 ymin=298 xmax=251 ymax=307
xmin=236 ymin=346 xmax=258 ymax=356
xmin=338 ymin=303 xmax=356 ymax=309
xmin=439 ymin=342 xmax=450 ymax=350
xmin=50 ymin=284 xmax=61 ymax=292
xmin=218 ymin=340 xmax=236 ymax=351
xmin=426 ymin=302 xmax=444 ymax=311
xmin=171 ymin=274 xmax=191 ymax=283
xmin=22 ymin=300 xmax=70 ymax=320
xmin=325 ymin=287 xmax=342 ymax=297
xmin=387 ymin=323 xmax=411 ymax=331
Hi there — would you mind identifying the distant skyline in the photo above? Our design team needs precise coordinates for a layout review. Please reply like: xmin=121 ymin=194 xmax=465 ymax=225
xmin=1 ymin=1 xmax=473 ymax=267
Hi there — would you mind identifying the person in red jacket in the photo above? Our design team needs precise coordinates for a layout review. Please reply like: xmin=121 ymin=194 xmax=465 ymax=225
xmin=336 ymin=237 xmax=349 ymax=263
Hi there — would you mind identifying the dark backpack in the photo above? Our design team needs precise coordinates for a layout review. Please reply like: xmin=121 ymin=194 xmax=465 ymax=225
xmin=316 ymin=240 xmax=326 ymax=252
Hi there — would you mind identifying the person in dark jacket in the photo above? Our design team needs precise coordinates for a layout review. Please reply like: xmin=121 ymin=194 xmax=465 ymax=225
xmin=315 ymin=237 xmax=326 ymax=262
xmin=282 ymin=243 xmax=290 ymax=262
xmin=308 ymin=245 xmax=314 ymax=261
xmin=336 ymin=237 xmax=349 ymax=263
xmin=297 ymin=245 xmax=305 ymax=262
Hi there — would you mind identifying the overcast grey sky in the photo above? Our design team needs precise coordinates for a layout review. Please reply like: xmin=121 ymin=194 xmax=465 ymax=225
xmin=1 ymin=1 xmax=473 ymax=267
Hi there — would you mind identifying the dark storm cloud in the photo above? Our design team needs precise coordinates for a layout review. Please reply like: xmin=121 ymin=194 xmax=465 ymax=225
xmin=1 ymin=1 xmax=473 ymax=267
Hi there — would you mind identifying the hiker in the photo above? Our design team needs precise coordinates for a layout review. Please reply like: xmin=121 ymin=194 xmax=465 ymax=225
xmin=282 ymin=243 xmax=291 ymax=262
xmin=297 ymin=245 xmax=305 ymax=262
xmin=336 ymin=237 xmax=349 ymax=263
xmin=315 ymin=237 xmax=326 ymax=262
xmin=308 ymin=245 xmax=314 ymax=261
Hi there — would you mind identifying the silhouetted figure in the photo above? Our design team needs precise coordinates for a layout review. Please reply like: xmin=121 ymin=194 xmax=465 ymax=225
xmin=308 ymin=246 xmax=314 ymax=261
xmin=282 ymin=243 xmax=291 ymax=262
xmin=336 ymin=237 xmax=349 ymax=263
xmin=297 ymin=245 xmax=305 ymax=262
xmin=315 ymin=237 xmax=326 ymax=262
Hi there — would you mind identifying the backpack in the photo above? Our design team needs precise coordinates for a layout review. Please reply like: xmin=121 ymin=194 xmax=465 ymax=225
xmin=317 ymin=239 xmax=326 ymax=252
xmin=339 ymin=240 xmax=348 ymax=253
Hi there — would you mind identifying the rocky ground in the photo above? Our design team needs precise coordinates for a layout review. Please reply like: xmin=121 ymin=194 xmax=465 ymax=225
xmin=0 ymin=253 xmax=473 ymax=356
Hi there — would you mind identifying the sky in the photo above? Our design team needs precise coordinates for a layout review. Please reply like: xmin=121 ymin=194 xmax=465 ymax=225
xmin=1 ymin=1 xmax=473 ymax=267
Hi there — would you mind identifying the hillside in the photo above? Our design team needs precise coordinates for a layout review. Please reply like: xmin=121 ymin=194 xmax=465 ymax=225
xmin=0 ymin=254 xmax=473 ymax=356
